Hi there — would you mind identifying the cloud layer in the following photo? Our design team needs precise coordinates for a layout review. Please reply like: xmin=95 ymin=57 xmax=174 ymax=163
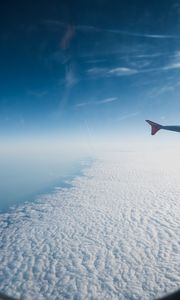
xmin=0 ymin=151 xmax=180 ymax=299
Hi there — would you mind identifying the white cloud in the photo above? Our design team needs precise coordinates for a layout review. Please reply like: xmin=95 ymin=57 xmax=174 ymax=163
xmin=65 ymin=66 xmax=79 ymax=87
xmin=75 ymin=97 xmax=118 ymax=107
xmin=174 ymin=51 xmax=180 ymax=57
xmin=108 ymin=67 xmax=138 ymax=76
xmin=43 ymin=20 xmax=180 ymax=40
xmin=163 ymin=51 xmax=180 ymax=71
xmin=28 ymin=90 xmax=48 ymax=97
xmin=115 ymin=111 xmax=140 ymax=121
xmin=0 ymin=151 xmax=180 ymax=299
xmin=87 ymin=67 xmax=107 ymax=76
xmin=87 ymin=67 xmax=138 ymax=78
xmin=99 ymin=97 xmax=117 ymax=104
xmin=164 ymin=62 xmax=180 ymax=70
xmin=148 ymin=85 xmax=175 ymax=98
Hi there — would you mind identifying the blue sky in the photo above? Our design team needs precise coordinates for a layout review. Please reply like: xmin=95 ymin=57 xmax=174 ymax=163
xmin=1 ymin=0 xmax=180 ymax=141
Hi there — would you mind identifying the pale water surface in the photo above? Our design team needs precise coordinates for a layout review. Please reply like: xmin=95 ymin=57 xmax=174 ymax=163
xmin=0 ymin=155 xmax=90 ymax=212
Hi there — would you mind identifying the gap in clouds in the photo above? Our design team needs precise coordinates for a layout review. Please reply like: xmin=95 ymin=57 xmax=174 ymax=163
xmin=0 ymin=137 xmax=92 ymax=213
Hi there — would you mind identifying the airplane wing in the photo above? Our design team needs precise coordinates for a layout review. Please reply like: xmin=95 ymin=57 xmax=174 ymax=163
xmin=146 ymin=120 xmax=162 ymax=135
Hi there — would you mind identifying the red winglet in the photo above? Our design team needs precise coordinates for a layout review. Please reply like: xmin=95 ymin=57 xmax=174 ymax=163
xmin=146 ymin=120 xmax=162 ymax=135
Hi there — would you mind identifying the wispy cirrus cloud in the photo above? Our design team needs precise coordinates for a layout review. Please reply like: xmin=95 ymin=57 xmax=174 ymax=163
xmin=42 ymin=20 xmax=180 ymax=40
xmin=108 ymin=67 xmax=138 ymax=76
xmin=85 ymin=59 xmax=108 ymax=64
xmin=107 ymin=31 xmax=180 ymax=39
xmin=28 ymin=90 xmax=48 ymax=97
xmin=148 ymin=85 xmax=175 ymax=98
xmin=107 ymin=111 xmax=140 ymax=125
xmin=163 ymin=62 xmax=180 ymax=70
xmin=87 ymin=67 xmax=138 ymax=78
xmin=75 ymin=97 xmax=118 ymax=107
xmin=115 ymin=111 xmax=140 ymax=122
xmin=87 ymin=67 xmax=107 ymax=77
xmin=162 ymin=51 xmax=180 ymax=71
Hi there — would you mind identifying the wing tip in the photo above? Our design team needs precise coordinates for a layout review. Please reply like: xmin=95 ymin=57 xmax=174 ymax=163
xmin=145 ymin=120 xmax=161 ymax=135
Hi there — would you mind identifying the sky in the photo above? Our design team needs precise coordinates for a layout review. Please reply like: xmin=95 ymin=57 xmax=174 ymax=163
xmin=1 ymin=0 xmax=180 ymax=143
xmin=1 ymin=2 xmax=180 ymax=297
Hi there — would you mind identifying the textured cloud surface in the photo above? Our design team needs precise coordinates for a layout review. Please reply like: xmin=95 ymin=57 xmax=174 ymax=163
xmin=0 ymin=151 xmax=180 ymax=300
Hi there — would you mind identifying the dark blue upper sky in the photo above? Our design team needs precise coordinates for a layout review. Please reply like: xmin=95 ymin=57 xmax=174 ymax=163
xmin=1 ymin=0 xmax=180 ymax=139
